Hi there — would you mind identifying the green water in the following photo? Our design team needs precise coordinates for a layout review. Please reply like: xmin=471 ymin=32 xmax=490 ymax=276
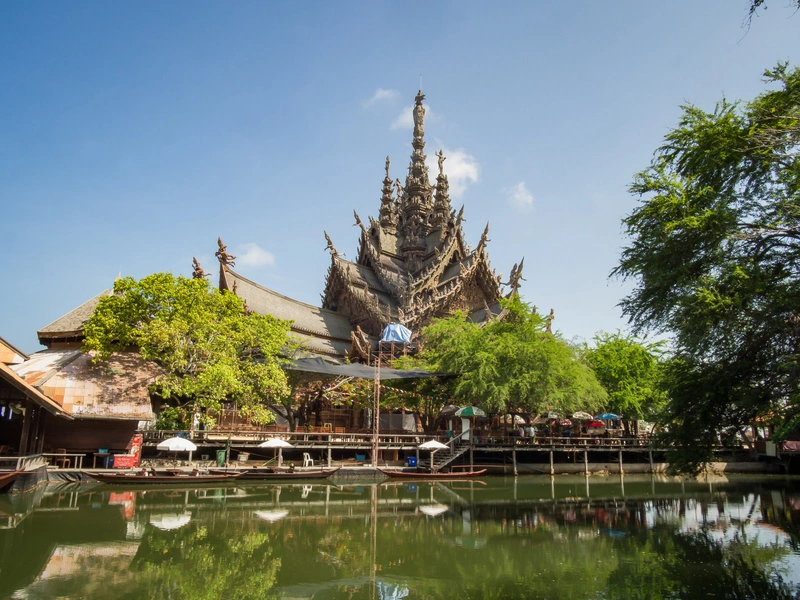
xmin=1 ymin=474 xmax=799 ymax=599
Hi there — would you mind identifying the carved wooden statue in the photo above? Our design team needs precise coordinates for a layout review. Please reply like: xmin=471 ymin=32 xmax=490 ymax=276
xmin=215 ymin=237 xmax=236 ymax=267
xmin=192 ymin=257 xmax=210 ymax=279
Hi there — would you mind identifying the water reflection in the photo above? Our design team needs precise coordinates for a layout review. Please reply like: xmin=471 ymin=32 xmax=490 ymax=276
xmin=0 ymin=475 xmax=799 ymax=599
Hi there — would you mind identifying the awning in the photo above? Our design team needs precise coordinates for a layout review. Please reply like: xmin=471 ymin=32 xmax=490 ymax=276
xmin=286 ymin=357 xmax=445 ymax=380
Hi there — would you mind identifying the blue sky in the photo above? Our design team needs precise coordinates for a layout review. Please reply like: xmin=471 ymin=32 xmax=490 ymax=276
xmin=1 ymin=2 xmax=797 ymax=354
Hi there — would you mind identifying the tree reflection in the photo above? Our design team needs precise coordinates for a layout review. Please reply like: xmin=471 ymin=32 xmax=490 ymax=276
xmin=127 ymin=525 xmax=281 ymax=600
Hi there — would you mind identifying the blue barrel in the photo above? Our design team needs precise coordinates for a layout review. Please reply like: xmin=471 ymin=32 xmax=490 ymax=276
xmin=406 ymin=456 xmax=417 ymax=467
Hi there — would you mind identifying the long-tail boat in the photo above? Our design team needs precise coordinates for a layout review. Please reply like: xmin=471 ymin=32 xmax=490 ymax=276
xmin=83 ymin=471 xmax=243 ymax=484
xmin=208 ymin=467 xmax=341 ymax=480
xmin=0 ymin=471 xmax=24 ymax=492
xmin=378 ymin=468 xmax=487 ymax=480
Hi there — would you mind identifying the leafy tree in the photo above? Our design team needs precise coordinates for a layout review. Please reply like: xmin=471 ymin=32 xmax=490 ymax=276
xmin=415 ymin=296 xmax=607 ymax=416
xmin=613 ymin=63 xmax=800 ymax=471
xmin=584 ymin=331 xmax=667 ymax=421
xmin=83 ymin=273 xmax=291 ymax=427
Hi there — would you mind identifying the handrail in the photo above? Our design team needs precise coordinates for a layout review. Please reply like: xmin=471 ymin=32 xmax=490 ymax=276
xmin=0 ymin=453 xmax=49 ymax=471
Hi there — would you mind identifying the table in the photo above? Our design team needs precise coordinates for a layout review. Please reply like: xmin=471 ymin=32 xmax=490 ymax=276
xmin=93 ymin=452 xmax=111 ymax=468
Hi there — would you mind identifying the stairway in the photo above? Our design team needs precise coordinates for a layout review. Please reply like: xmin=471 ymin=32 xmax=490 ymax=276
xmin=425 ymin=442 xmax=470 ymax=471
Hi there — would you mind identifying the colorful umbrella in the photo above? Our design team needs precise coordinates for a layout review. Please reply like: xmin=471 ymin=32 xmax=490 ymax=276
xmin=595 ymin=413 xmax=620 ymax=420
xmin=454 ymin=406 xmax=486 ymax=417
xmin=571 ymin=411 xmax=594 ymax=421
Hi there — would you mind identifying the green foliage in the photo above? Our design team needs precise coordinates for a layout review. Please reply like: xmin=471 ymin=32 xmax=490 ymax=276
xmin=417 ymin=296 xmax=607 ymax=415
xmin=131 ymin=526 xmax=281 ymax=600
xmin=614 ymin=63 xmax=800 ymax=472
xmin=83 ymin=272 xmax=291 ymax=423
xmin=584 ymin=331 xmax=667 ymax=420
xmin=154 ymin=405 xmax=188 ymax=430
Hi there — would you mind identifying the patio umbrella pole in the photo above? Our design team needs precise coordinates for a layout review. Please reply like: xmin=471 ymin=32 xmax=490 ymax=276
xmin=371 ymin=352 xmax=381 ymax=467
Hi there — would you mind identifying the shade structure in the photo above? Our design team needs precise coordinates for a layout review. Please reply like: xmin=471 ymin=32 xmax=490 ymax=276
xmin=505 ymin=414 xmax=526 ymax=425
xmin=259 ymin=438 xmax=293 ymax=466
xmin=418 ymin=440 xmax=448 ymax=450
xmin=254 ymin=509 xmax=288 ymax=522
xmin=258 ymin=438 xmax=293 ymax=448
xmin=454 ymin=406 xmax=486 ymax=417
xmin=150 ymin=513 xmax=191 ymax=531
xmin=571 ymin=411 xmax=594 ymax=421
xmin=595 ymin=413 xmax=620 ymax=420
xmin=157 ymin=437 xmax=197 ymax=452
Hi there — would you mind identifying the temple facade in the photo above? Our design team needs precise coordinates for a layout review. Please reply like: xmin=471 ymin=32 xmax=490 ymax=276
xmin=214 ymin=91 xmax=524 ymax=362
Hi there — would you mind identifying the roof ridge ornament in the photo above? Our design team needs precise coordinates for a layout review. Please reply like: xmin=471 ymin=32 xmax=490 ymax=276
xmin=215 ymin=237 xmax=236 ymax=268
xmin=324 ymin=231 xmax=339 ymax=257
xmin=192 ymin=257 xmax=210 ymax=279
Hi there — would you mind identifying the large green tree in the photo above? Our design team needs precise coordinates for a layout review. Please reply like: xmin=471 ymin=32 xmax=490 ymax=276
xmin=613 ymin=64 xmax=800 ymax=471
xmin=415 ymin=296 xmax=607 ymax=416
xmin=584 ymin=331 xmax=667 ymax=421
xmin=83 ymin=273 xmax=292 ymax=427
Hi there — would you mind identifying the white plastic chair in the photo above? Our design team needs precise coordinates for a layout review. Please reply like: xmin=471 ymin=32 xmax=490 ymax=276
xmin=302 ymin=453 xmax=314 ymax=467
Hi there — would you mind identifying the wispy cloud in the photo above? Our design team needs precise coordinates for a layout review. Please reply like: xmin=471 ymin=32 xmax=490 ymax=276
xmin=425 ymin=145 xmax=480 ymax=199
xmin=237 ymin=242 xmax=275 ymax=268
xmin=504 ymin=182 xmax=534 ymax=210
xmin=391 ymin=106 xmax=414 ymax=130
xmin=364 ymin=88 xmax=399 ymax=107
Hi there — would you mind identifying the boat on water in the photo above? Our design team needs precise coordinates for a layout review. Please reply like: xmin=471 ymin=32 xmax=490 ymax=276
xmin=83 ymin=471 xmax=244 ymax=484
xmin=0 ymin=470 xmax=24 ymax=491
xmin=378 ymin=468 xmax=487 ymax=480
xmin=208 ymin=467 xmax=341 ymax=480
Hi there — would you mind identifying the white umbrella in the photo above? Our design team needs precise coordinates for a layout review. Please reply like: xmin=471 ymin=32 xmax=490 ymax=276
xmin=157 ymin=436 xmax=197 ymax=462
xmin=150 ymin=512 xmax=191 ymax=531
xmin=419 ymin=503 xmax=449 ymax=517
xmin=254 ymin=509 xmax=288 ymax=522
xmin=258 ymin=438 xmax=293 ymax=466
xmin=157 ymin=436 xmax=197 ymax=452
xmin=418 ymin=440 xmax=448 ymax=450
xmin=418 ymin=440 xmax=448 ymax=471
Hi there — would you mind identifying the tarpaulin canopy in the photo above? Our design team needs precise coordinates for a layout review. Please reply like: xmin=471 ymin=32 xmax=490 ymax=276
xmin=381 ymin=323 xmax=412 ymax=343
xmin=286 ymin=357 xmax=444 ymax=380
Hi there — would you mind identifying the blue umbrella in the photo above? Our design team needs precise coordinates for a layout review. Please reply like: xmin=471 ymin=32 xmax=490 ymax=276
xmin=595 ymin=413 xmax=620 ymax=420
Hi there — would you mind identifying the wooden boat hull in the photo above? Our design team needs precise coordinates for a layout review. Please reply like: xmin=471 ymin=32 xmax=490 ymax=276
xmin=83 ymin=472 xmax=243 ymax=484
xmin=0 ymin=470 xmax=23 ymax=491
xmin=209 ymin=467 xmax=340 ymax=480
xmin=379 ymin=468 xmax=487 ymax=480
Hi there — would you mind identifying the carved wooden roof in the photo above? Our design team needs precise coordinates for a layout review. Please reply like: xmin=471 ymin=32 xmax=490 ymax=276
xmin=219 ymin=267 xmax=354 ymax=358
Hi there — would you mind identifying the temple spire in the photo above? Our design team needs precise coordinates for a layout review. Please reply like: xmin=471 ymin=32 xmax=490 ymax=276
xmin=400 ymin=90 xmax=434 ymax=272
xmin=378 ymin=156 xmax=397 ymax=233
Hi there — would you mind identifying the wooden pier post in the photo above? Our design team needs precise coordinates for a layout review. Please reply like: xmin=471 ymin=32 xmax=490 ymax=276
xmin=618 ymin=449 xmax=624 ymax=475
xmin=327 ymin=446 xmax=332 ymax=467
xmin=584 ymin=449 xmax=589 ymax=475
xmin=648 ymin=449 xmax=653 ymax=473
xmin=512 ymin=447 xmax=517 ymax=476
xmin=549 ymin=449 xmax=554 ymax=475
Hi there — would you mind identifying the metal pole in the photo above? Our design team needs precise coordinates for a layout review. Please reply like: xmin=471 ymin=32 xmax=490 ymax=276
xmin=584 ymin=449 xmax=588 ymax=475
xmin=371 ymin=350 xmax=381 ymax=467
xmin=512 ymin=446 xmax=517 ymax=476
xmin=618 ymin=449 xmax=624 ymax=475
xmin=549 ymin=449 xmax=554 ymax=475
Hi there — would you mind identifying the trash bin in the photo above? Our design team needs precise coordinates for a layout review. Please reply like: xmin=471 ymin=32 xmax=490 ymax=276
xmin=406 ymin=456 xmax=417 ymax=467
xmin=238 ymin=452 xmax=250 ymax=463
xmin=216 ymin=449 xmax=227 ymax=467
